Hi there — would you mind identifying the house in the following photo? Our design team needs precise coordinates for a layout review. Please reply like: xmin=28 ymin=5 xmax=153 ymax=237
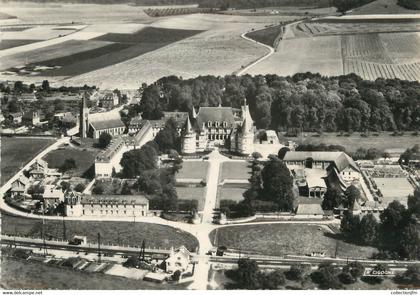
xmin=43 ymin=185 xmax=64 ymax=206
xmin=28 ymin=159 xmax=49 ymax=179
xmin=22 ymin=110 xmax=41 ymax=126
xmin=98 ymin=91 xmax=119 ymax=109
xmin=64 ymin=193 xmax=149 ymax=217
xmin=130 ymin=112 xmax=189 ymax=136
xmin=10 ymin=175 xmax=30 ymax=196
xmin=164 ymin=246 xmax=191 ymax=274
xmin=8 ymin=112 xmax=22 ymax=124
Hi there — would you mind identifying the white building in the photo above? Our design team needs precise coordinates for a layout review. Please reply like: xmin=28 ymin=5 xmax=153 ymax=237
xmin=165 ymin=246 xmax=191 ymax=274
xmin=64 ymin=193 xmax=149 ymax=218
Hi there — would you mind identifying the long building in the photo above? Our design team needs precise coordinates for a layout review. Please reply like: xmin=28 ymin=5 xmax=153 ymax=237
xmin=64 ymin=193 xmax=149 ymax=218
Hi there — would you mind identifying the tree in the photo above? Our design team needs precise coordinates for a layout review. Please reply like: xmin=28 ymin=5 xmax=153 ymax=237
xmin=286 ymin=263 xmax=311 ymax=281
xmin=277 ymin=147 xmax=290 ymax=160
xmin=359 ymin=213 xmax=378 ymax=245
xmin=154 ymin=117 xmax=180 ymax=152
xmin=92 ymin=184 xmax=104 ymax=195
xmin=42 ymin=80 xmax=50 ymax=92
xmin=172 ymin=270 xmax=181 ymax=281
xmin=98 ymin=133 xmax=112 ymax=149
xmin=251 ymin=152 xmax=262 ymax=160
xmin=120 ymin=143 xmax=158 ymax=178
xmin=59 ymin=158 xmax=77 ymax=172
xmin=394 ymin=265 xmax=420 ymax=285
xmin=400 ymin=223 xmax=420 ymax=260
xmin=227 ymin=258 xmax=261 ymax=289
xmin=14 ymin=81 xmax=24 ymax=92
xmin=322 ymin=187 xmax=344 ymax=210
xmin=364 ymin=264 xmax=390 ymax=284
xmin=340 ymin=211 xmax=361 ymax=242
xmin=311 ymin=263 xmax=342 ymax=289
xmin=408 ymin=188 xmax=420 ymax=217
xmin=344 ymin=185 xmax=361 ymax=210
xmin=259 ymin=269 xmax=285 ymax=289
xmin=379 ymin=201 xmax=407 ymax=251
xmin=74 ymin=183 xmax=86 ymax=193
xmin=342 ymin=261 xmax=365 ymax=280
xmin=261 ymin=157 xmax=295 ymax=211
xmin=60 ymin=181 xmax=71 ymax=192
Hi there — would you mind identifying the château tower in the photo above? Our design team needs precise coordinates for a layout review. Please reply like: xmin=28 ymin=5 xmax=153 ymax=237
xmin=79 ymin=93 xmax=89 ymax=138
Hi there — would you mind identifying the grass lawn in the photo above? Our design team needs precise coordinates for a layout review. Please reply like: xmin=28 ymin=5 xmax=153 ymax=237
xmin=1 ymin=212 xmax=198 ymax=252
xmin=1 ymin=136 xmax=56 ymax=185
xmin=219 ymin=162 xmax=252 ymax=182
xmin=1 ymin=257 xmax=185 ymax=290
xmin=42 ymin=146 xmax=99 ymax=178
xmin=210 ymin=223 xmax=377 ymax=259
xmin=176 ymin=186 xmax=206 ymax=211
xmin=176 ymin=161 xmax=209 ymax=180
xmin=217 ymin=187 xmax=246 ymax=206
xmin=281 ymin=132 xmax=420 ymax=153
xmin=372 ymin=177 xmax=413 ymax=205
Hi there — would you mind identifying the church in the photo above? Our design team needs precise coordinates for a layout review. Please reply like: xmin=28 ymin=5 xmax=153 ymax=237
xmin=181 ymin=102 xmax=254 ymax=155
xmin=79 ymin=93 xmax=125 ymax=139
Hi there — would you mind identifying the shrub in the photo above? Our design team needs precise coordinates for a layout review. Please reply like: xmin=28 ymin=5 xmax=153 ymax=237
xmin=74 ymin=183 xmax=86 ymax=193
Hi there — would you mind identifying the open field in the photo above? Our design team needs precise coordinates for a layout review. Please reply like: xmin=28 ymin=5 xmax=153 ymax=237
xmin=210 ymin=223 xmax=377 ymax=258
xmin=175 ymin=161 xmax=208 ymax=180
xmin=281 ymin=132 xmax=420 ymax=153
xmin=0 ymin=137 xmax=56 ymax=185
xmin=176 ymin=187 xmax=206 ymax=211
xmin=6 ymin=26 xmax=203 ymax=77
xmin=349 ymin=0 xmax=420 ymax=15
xmin=0 ymin=39 xmax=41 ymax=50
xmin=248 ymin=34 xmax=343 ymax=77
xmin=42 ymin=146 xmax=99 ymax=178
xmin=373 ymin=177 xmax=414 ymax=205
xmin=1 ymin=212 xmax=198 ymax=251
xmin=245 ymin=24 xmax=284 ymax=47
xmin=219 ymin=162 xmax=251 ymax=182
xmin=1 ymin=257 xmax=183 ymax=290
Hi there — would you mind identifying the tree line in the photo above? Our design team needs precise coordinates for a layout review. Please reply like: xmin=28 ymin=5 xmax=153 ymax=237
xmin=341 ymin=189 xmax=420 ymax=260
xmin=139 ymin=73 xmax=420 ymax=133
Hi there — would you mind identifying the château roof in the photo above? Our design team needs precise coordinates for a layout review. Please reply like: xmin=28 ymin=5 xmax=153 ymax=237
xmin=195 ymin=106 xmax=236 ymax=127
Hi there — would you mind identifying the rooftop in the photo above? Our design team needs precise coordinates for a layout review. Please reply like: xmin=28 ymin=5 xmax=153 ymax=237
xmin=195 ymin=106 xmax=236 ymax=128
xmin=89 ymin=118 xmax=125 ymax=131
xmin=283 ymin=151 xmax=359 ymax=172
xmin=81 ymin=194 xmax=149 ymax=205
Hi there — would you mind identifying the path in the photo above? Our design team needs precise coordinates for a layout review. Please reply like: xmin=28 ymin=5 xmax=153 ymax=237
xmin=236 ymin=31 xmax=275 ymax=76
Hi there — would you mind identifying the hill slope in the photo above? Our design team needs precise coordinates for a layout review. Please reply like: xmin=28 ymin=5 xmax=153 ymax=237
xmin=349 ymin=0 xmax=420 ymax=14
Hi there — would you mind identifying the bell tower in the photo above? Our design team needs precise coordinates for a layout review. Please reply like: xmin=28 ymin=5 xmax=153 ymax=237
xmin=79 ymin=93 xmax=89 ymax=138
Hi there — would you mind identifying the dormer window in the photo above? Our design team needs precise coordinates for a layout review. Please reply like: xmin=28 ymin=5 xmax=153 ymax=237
xmin=207 ymin=121 xmax=212 ymax=127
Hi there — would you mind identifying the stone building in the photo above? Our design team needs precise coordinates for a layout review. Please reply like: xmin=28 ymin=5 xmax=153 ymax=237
xmin=181 ymin=103 xmax=254 ymax=155
xmin=64 ymin=193 xmax=149 ymax=218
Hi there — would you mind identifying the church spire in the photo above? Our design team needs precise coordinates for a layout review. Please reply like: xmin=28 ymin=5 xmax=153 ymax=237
xmin=192 ymin=106 xmax=197 ymax=119
xmin=186 ymin=115 xmax=193 ymax=133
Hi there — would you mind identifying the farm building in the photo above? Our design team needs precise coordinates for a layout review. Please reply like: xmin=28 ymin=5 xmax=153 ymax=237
xmin=42 ymin=184 xmax=64 ymax=206
xmin=164 ymin=246 xmax=191 ymax=274
xmin=9 ymin=175 xmax=30 ymax=197
xmin=284 ymin=151 xmax=360 ymax=195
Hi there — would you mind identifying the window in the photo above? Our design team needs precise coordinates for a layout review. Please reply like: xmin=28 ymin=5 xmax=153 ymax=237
xmin=82 ymin=210 xmax=85 ymax=215
xmin=207 ymin=121 xmax=211 ymax=127
xmin=133 ymin=205 xmax=135 ymax=208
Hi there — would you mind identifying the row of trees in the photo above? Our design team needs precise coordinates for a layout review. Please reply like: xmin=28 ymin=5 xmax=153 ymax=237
xmin=341 ymin=189 xmax=420 ymax=260
xmin=226 ymin=258 xmax=419 ymax=289
xmin=139 ymin=74 xmax=420 ymax=133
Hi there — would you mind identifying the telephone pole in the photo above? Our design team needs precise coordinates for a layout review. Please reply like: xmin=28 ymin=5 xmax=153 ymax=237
xmin=41 ymin=203 xmax=47 ymax=257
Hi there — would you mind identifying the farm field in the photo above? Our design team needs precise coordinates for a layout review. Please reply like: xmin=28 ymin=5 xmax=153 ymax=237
xmin=5 ymin=26 xmax=203 ymax=77
xmin=175 ymin=161 xmax=208 ymax=180
xmin=247 ymin=34 xmax=343 ymax=77
xmin=245 ymin=24 xmax=285 ymax=47
xmin=349 ymin=0 xmax=420 ymax=15
xmin=0 ymin=39 xmax=41 ymax=50
xmin=1 ymin=212 xmax=199 ymax=251
xmin=210 ymin=223 xmax=377 ymax=258
xmin=280 ymin=132 xmax=420 ymax=153
xmin=64 ymin=13 xmax=280 ymax=89
xmin=1 ymin=257 xmax=184 ymax=290
xmin=42 ymin=146 xmax=99 ymax=178
xmin=0 ymin=137 xmax=56 ymax=185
